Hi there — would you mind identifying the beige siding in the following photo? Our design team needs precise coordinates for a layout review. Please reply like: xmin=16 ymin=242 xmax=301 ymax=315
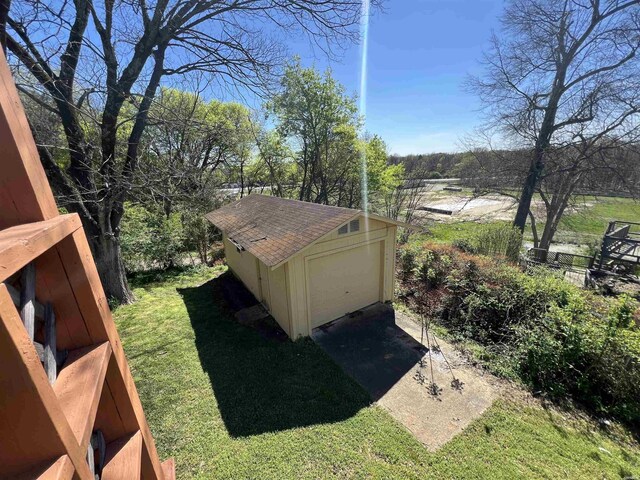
xmin=316 ymin=216 xmax=388 ymax=244
xmin=267 ymin=264 xmax=291 ymax=336
xmin=383 ymin=225 xmax=397 ymax=302
xmin=224 ymin=233 xmax=292 ymax=337
xmin=223 ymin=234 xmax=261 ymax=299
xmin=286 ymin=215 xmax=397 ymax=337
xmin=258 ymin=261 xmax=270 ymax=309
xmin=224 ymin=214 xmax=398 ymax=339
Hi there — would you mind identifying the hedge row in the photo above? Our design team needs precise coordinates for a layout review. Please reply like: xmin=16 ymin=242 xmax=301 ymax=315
xmin=398 ymin=242 xmax=640 ymax=427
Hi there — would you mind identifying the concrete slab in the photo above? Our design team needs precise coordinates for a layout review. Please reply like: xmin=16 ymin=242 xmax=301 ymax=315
xmin=313 ymin=304 xmax=499 ymax=451
xmin=564 ymin=270 xmax=587 ymax=287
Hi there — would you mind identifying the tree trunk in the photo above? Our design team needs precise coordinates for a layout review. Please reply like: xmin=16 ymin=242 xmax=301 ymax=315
xmin=92 ymin=233 xmax=135 ymax=304
xmin=513 ymin=148 xmax=544 ymax=232
xmin=528 ymin=210 xmax=540 ymax=248
xmin=538 ymin=220 xmax=556 ymax=251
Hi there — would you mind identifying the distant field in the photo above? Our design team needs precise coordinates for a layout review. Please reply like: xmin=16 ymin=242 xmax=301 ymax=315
xmin=417 ymin=192 xmax=639 ymax=253
xmin=559 ymin=196 xmax=640 ymax=236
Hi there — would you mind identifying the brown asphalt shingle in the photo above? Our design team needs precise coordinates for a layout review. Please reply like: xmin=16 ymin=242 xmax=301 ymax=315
xmin=205 ymin=194 xmax=360 ymax=267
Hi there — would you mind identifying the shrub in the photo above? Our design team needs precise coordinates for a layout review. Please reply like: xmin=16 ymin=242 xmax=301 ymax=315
xmin=398 ymin=246 xmax=420 ymax=280
xmin=210 ymin=242 xmax=225 ymax=264
xmin=470 ymin=223 xmax=523 ymax=262
xmin=120 ymin=204 xmax=184 ymax=272
xmin=451 ymin=237 xmax=476 ymax=254
xmin=416 ymin=249 xmax=451 ymax=289
xmin=515 ymin=295 xmax=640 ymax=422
xmin=399 ymin=242 xmax=640 ymax=427
xmin=182 ymin=212 xmax=219 ymax=265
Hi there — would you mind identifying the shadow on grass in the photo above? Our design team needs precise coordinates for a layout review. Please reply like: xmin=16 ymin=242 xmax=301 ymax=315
xmin=178 ymin=272 xmax=371 ymax=437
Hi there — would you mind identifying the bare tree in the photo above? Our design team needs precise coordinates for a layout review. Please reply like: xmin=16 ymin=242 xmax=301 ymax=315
xmin=461 ymin=134 xmax=640 ymax=250
xmin=383 ymin=169 xmax=430 ymax=226
xmin=471 ymin=0 xmax=640 ymax=234
xmin=534 ymin=137 xmax=640 ymax=249
xmin=2 ymin=0 xmax=374 ymax=302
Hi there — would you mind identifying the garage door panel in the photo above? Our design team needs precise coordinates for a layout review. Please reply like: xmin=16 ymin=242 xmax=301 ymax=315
xmin=308 ymin=241 xmax=382 ymax=328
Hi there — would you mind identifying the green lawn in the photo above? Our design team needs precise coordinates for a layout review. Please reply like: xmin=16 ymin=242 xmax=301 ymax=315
xmin=559 ymin=197 xmax=640 ymax=237
xmin=114 ymin=266 xmax=640 ymax=479
xmin=420 ymin=196 xmax=639 ymax=252
xmin=422 ymin=220 xmax=509 ymax=244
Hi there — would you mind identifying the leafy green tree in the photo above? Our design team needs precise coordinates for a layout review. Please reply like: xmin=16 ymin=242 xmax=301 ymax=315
xmin=364 ymin=135 xmax=404 ymax=207
xmin=268 ymin=60 xmax=361 ymax=205
xmin=3 ymin=0 xmax=371 ymax=302
xmin=254 ymin=130 xmax=296 ymax=198
xmin=135 ymin=89 xmax=252 ymax=265
xmin=268 ymin=61 xmax=400 ymax=209
xmin=120 ymin=203 xmax=184 ymax=272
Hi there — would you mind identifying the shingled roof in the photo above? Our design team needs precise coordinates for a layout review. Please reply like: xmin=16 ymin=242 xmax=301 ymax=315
xmin=205 ymin=194 xmax=394 ymax=268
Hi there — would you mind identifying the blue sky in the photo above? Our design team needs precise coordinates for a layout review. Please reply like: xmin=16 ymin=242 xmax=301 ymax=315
xmin=268 ymin=0 xmax=505 ymax=155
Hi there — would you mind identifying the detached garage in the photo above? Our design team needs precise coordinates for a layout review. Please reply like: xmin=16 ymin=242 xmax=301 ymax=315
xmin=205 ymin=194 xmax=410 ymax=338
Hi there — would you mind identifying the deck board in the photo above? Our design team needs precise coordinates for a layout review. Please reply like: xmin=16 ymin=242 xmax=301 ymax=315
xmin=102 ymin=431 xmax=143 ymax=480
xmin=53 ymin=342 xmax=111 ymax=450
xmin=0 ymin=215 xmax=81 ymax=282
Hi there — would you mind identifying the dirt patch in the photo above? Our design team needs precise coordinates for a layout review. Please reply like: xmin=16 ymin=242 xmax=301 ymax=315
xmin=418 ymin=193 xmax=517 ymax=222
xmin=417 ymin=191 xmax=594 ymax=225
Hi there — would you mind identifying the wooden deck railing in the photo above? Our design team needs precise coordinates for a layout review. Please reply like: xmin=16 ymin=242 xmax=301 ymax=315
xmin=599 ymin=221 xmax=640 ymax=269
xmin=0 ymin=47 xmax=174 ymax=479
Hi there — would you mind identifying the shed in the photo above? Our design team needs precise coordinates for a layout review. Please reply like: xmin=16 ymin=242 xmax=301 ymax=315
xmin=205 ymin=194 xmax=410 ymax=338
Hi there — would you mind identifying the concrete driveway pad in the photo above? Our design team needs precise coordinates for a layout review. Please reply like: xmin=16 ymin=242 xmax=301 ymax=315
xmin=312 ymin=303 xmax=498 ymax=451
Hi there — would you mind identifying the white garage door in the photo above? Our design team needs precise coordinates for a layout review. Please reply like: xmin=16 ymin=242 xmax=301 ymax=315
xmin=308 ymin=241 xmax=382 ymax=328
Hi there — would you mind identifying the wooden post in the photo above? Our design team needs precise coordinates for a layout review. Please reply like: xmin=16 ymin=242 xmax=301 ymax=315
xmin=44 ymin=302 xmax=57 ymax=384
xmin=0 ymin=49 xmax=59 ymax=230
xmin=19 ymin=262 xmax=35 ymax=340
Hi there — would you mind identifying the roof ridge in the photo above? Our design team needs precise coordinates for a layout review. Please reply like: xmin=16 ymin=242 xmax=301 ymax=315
xmin=245 ymin=193 xmax=361 ymax=214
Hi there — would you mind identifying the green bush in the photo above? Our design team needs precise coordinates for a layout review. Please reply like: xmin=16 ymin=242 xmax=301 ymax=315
xmin=399 ymin=246 xmax=420 ymax=280
xmin=515 ymin=294 xmax=640 ymax=421
xmin=416 ymin=249 xmax=452 ymax=289
xmin=400 ymin=243 xmax=640 ymax=427
xmin=451 ymin=237 xmax=476 ymax=254
xmin=182 ymin=212 xmax=219 ymax=265
xmin=210 ymin=242 xmax=225 ymax=263
xmin=120 ymin=204 xmax=185 ymax=272
xmin=470 ymin=223 xmax=523 ymax=262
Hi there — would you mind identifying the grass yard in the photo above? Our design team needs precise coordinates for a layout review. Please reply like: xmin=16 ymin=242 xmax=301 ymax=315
xmin=114 ymin=266 xmax=640 ymax=479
